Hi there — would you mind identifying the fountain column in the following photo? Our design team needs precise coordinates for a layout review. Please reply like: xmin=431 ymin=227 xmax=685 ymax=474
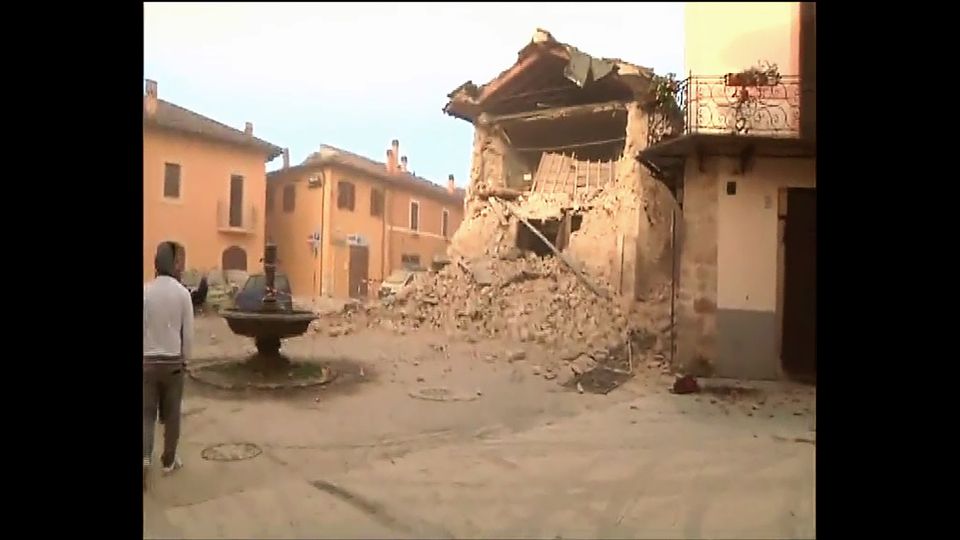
xmin=220 ymin=242 xmax=316 ymax=370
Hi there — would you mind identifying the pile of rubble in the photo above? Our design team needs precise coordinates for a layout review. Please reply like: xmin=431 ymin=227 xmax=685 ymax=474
xmin=319 ymin=249 xmax=672 ymax=364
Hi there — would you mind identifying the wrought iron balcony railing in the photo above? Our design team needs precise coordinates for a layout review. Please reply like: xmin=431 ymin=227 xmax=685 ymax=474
xmin=217 ymin=199 xmax=259 ymax=234
xmin=648 ymin=74 xmax=803 ymax=148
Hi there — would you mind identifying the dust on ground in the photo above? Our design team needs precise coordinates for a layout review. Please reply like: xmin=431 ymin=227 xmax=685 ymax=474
xmin=145 ymin=314 xmax=815 ymax=539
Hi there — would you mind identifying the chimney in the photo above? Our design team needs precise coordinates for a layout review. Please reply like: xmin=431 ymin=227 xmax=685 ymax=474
xmin=282 ymin=148 xmax=290 ymax=169
xmin=386 ymin=149 xmax=397 ymax=173
xmin=400 ymin=156 xmax=408 ymax=173
xmin=244 ymin=122 xmax=253 ymax=136
xmin=447 ymin=174 xmax=456 ymax=193
xmin=144 ymin=79 xmax=158 ymax=117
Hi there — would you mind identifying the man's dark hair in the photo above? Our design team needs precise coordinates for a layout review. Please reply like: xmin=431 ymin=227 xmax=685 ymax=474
xmin=155 ymin=242 xmax=177 ymax=278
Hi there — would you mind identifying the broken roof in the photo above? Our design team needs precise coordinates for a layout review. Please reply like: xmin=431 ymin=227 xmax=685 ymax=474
xmin=270 ymin=144 xmax=465 ymax=205
xmin=143 ymin=98 xmax=283 ymax=161
xmin=443 ymin=28 xmax=655 ymax=123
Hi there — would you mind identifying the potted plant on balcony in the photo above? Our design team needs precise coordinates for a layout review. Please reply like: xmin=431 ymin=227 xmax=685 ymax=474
xmin=651 ymin=73 xmax=680 ymax=109
xmin=650 ymin=72 xmax=681 ymax=115
xmin=726 ymin=61 xmax=781 ymax=87
xmin=645 ymin=72 xmax=684 ymax=141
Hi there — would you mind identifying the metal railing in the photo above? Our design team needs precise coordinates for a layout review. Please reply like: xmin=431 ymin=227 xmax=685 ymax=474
xmin=217 ymin=199 xmax=258 ymax=233
xmin=648 ymin=74 xmax=803 ymax=147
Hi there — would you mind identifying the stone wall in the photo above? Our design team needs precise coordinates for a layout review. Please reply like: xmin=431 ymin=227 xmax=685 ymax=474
xmin=566 ymin=101 xmax=677 ymax=302
xmin=675 ymin=157 xmax=719 ymax=375
xmin=451 ymin=125 xmax=503 ymax=259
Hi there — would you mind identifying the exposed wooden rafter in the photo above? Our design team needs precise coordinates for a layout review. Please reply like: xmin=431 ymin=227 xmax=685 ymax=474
xmin=476 ymin=100 xmax=627 ymax=127
xmin=475 ymin=51 xmax=544 ymax=105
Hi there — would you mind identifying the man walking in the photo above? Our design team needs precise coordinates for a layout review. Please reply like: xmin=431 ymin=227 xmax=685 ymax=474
xmin=143 ymin=242 xmax=194 ymax=486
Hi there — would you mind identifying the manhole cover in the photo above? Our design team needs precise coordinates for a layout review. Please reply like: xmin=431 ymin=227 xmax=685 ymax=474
xmin=408 ymin=386 xmax=480 ymax=402
xmin=201 ymin=442 xmax=263 ymax=462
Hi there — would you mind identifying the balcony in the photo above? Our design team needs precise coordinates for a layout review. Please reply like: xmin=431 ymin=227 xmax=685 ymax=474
xmin=642 ymin=74 xmax=813 ymax=172
xmin=217 ymin=199 xmax=258 ymax=234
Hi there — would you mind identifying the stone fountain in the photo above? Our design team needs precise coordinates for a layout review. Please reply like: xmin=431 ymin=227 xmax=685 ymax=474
xmin=221 ymin=243 xmax=317 ymax=369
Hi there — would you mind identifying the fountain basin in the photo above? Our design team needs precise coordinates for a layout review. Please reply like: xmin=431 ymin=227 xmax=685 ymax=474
xmin=221 ymin=309 xmax=317 ymax=339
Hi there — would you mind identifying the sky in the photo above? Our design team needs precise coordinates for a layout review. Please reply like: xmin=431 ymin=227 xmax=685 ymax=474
xmin=144 ymin=2 xmax=685 ymax=186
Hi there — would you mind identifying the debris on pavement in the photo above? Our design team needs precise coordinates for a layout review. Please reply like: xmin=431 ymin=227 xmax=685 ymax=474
xmin=671 ymin=375 xmax=701 ymax=395
xmin=408 ymin=386 xmax=481 ymax=402
xmin=315 ymin=251 xmax=672 ymax=387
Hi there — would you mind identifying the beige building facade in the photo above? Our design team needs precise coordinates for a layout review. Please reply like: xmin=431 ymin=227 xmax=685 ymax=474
xmin=641 ymin=2 xmax=816 ymax=380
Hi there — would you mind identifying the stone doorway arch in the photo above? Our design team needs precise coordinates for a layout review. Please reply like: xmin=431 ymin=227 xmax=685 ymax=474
xmin=222 ymin=246 xmax=248 ymax=271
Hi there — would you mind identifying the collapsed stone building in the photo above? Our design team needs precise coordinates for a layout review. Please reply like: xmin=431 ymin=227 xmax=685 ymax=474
xmin=320 ymin=30 xmax=686 ymax=382
xmin=444 ymin=29 xmax=680 ymax=305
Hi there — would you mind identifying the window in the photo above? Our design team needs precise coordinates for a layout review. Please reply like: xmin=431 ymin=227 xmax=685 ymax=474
xmin=265 ymin=185 xmax=274 ymax=212
xmin=338 ymin=181 xmax=355 ymax=211
xmin=163 ymin=163 xmax=181 ymax=199
xmin=370 ymin=188 xmax=384 ymax=217
xmin=229 ymin=175 xmax=244 ymax=227
xmin=282 ymin=183 xmax=296 ymax=213
xmin=401 ymin=254 xmax=421 ymax=269
xmin=441 ymin=209 xmax=450 ymax=238
xmin=409 ymin=200 xmax=420 ymax=231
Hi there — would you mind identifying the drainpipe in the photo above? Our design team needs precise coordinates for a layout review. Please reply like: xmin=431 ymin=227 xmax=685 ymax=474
xmin=381 ymin=187 xmax=388 ymax=286
xmin=318 ymin=174 xmax=326 ymax=299
xmin=670 ymin=208 xmax=678 ymax=368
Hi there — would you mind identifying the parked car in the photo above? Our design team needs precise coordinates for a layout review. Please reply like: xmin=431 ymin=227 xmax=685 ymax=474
xmin=233 ymin=273 xmax=294 ymax=311
xmin=378 ymin=268 xmax=423 ymax=299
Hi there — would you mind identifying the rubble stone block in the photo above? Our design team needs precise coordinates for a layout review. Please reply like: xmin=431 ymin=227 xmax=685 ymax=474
xmin=570 ymin=354 xmax=598 ymax=375
xmin=507 ymin=349 xmax=526 ymax=362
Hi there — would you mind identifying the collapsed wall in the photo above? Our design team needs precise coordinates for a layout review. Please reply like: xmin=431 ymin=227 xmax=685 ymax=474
xmin=318 ymin=250 xmax=674 ymax=379
xmin=450 ymin=101 xmax=678 ymax=305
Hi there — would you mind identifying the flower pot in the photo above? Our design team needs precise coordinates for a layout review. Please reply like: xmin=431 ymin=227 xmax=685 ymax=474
xmin=725 ymin=73 xmax=744 ymax=86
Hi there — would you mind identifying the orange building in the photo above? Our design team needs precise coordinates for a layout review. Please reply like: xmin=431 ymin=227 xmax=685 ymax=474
xmin=266 ymin=141 xmax=465 ymax=300
xmin=142 ymin=79 xmax=282 ymax=282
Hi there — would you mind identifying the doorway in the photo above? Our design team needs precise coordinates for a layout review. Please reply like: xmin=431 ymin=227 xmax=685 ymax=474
xmin=221 ymin=246 xmax=248 ymax=271
xmin=780 ymin=187 xmax=816 ymax=381
xmin=348 ymin=245 xmax=370 ymax=299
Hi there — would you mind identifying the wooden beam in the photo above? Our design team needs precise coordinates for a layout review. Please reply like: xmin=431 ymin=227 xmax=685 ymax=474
xmin=476 ymin=186 xmax=523 ymax=201
xmin=476 ymin=52 xmax=543 ymax=104
xmin=494 ymin=197 xmax=609 ymax=299
xmin=477 ymin=100 xmax=628 ymax=127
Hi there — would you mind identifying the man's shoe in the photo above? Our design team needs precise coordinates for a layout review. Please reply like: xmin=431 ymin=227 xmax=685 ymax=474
xmin=161 ymin=455 xmax=183 ymax=476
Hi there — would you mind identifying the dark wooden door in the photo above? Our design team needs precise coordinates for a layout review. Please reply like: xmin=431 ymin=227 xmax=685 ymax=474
xmin=348 ymin=245 xmax=370 ymax=299
xmin=229 ymin=175 xmax=244 ymax=227
xmin=781 ymin=188 xmax=816 ymax=380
